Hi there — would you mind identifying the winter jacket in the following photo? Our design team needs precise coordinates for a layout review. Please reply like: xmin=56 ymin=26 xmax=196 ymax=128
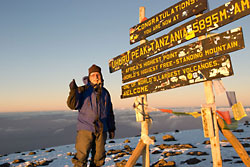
xmin=67 ymin=83 xmax=116 ymax=133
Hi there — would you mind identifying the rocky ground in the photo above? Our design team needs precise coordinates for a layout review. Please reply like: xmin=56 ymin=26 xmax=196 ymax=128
xmin=0 ymin=122 xmax=250 ymax=167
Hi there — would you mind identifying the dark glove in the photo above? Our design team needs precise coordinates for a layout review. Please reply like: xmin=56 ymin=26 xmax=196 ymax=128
xmin=109 ymin=131 xmax=115 ymax=139
xmin=69 ymin=79 xmax=78 ymax=90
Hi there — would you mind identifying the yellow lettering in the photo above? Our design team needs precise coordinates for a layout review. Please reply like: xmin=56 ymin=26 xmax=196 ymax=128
xmin=155 ymin=40 xmax=160 ymax=50
xmin=182 ymin=60 xmax=218 ymax=74
xmin=241 ymin=0 xmax=250 ymax=11
xmin=153 ymin=23 xmax=161 ymax=31
xmin=144 ymin=28 xmax=152 ymax=35
xmin=143 ymin=45 xmax=148 ymax=55
xmin=159 ymin=38 xmax=165 ymax=48
xmin=151 ymin=18 xmax=155 ymax=25
xmin=131 ymin=49 xmax=139 ymax=60
xmin=139 ymin=47 xmax=144 ymax=57
xmin=111 ymin=54 xmax=129 ymax=69
xmin=134 ymin=85 xmax=149 ymax=94
xmin=123 ymin=85 xmax=149 ymax=97
xmin=155 ymin=16 xmax=159 ymax=23
xmin=173 ymin=16 xmax=176 ymax=21
xmin=231 ymin=41 xmax=238 ymax=47
xmin=164 ymin=35 xmax=170 ymax=46
xmin=144 ymin=57 xmax=161 ymax=67
xmin=165 ymin=70 xmax=181 ymax=78
xmin=175 ymin=5 xmax=179 ymax=12
xmin=163 ymin=51 xmax=177 ymax=61
xmin=204 ymin=44 xmax=230 ymax=56
xmin=140 ymin=65 xmax=159 ymax=75
xmin=182 ymin=28 xmax=188 ymax=38
xmin=162 ymin=18 xmax=171 ymax=26
xmin=170 ymin=33 xmax=175 ymax=43
xmin=171 ymin=8 xmax=175 ymax=15
xmin=219 ymin=9 xmax=227 ymax=21
xmin=150 ymin=42 xmax=155 ymax=52
xmin=174 ymin=30 xmax=181 ymax=41
xmin=235 ymin=2 xmax=242 ymax=14
xmin=160 ymin=61 xmax=173 ymax=69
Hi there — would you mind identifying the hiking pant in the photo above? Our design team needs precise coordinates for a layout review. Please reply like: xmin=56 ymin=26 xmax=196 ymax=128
xmin=72 ymin=130 xmax=107 ymax=167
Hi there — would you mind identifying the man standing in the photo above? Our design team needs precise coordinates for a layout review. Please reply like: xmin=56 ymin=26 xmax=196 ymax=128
xmin=67 ymin=64 xmax=116 ymax=167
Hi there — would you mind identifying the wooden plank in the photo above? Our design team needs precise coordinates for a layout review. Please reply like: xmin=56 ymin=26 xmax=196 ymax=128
xmin=109 ymin=0 xmax=250 ymax=73
xmin=122 ymin=27 xmax=244 ymax=83
xmin=217 ymin=117 xmax=250 ymax=167
xmin=129 ymin=0 xmax=207 ymax=44
xmin=138 ymin=7 xmax=150 ymax=167
xmin=201 ymin=107 xmax=215 ymax=138
xmin=203 ymin=81 xmax=222 ymax=167
xmin=125 ymin=140 xmax=146 ymax=167
xmin=121 ymin=54 xmax=233 ymax=98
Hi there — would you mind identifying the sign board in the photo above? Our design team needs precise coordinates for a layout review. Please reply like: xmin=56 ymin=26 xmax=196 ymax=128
xmin=121 ymin=54 xmax=233 ymax=98
xmin=109 ymin=0 xmax=250 ymax=73
xmin=129 ymin=0 xmax=207 ymax=44
xmin=122 ymin=27 xmax=244 ymax=83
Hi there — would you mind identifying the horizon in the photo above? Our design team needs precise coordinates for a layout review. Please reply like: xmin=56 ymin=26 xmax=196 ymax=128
xmin=1 ymin=107 xmax=250 ymax=155
xmin=1 ymin=0 xmax=250 ymax=112
xmin=1 ymin=105 xmax=250 ymax=113
xmin=1 ymin=108 xmax=250 ymax=155
xmin=1 ymin=123 xmax=250 ymax=166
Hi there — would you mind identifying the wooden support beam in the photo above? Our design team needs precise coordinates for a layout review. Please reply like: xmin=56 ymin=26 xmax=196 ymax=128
xmin=140 ymin=95 xmax=150 ymax=167
xmin=217 ymin=117 xmax=250 ymax=167
xmin=125 ymin=140 xmax=146 ymax=167
xmin=125 ymin=7 xmax=150 ymax=167
xmin=203 ymin=81 xmax=222 ymax=167
xmin=139 ymin=7 xmax=150 ymax=167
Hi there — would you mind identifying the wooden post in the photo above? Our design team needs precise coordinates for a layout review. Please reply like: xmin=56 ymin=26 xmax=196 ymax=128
xmin=139 ymin=7 xmax=150 ymax=167
xmin=203 ymin=81 xmax=222 ymax=167
xmin=125 ymin=7 xmax=150 ymax=167
xmin=140 ymin=95 xmax=150 ymax=167
xmin=195 ymin=12 xmax=222 ymax=163
xmin=217 ymin=117 xmax=250 ymax=167
xmin=201 ymin=107 xmax=215 ymax=138
xmin=125 ymin=140 xmax=146 ymax=167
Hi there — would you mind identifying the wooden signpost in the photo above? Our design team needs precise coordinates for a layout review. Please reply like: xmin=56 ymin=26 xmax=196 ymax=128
xmin=197 ymin=31 xmax=222 ymax=167
xmin=138 ymin=7 xmax=150 ymax=167
xmin=121 ymin=54 xmax=233 ymax=98
xmin=122 ymin=27 xmax=244 ymax=83
xmin=201 ymin=107 xmax=215 ymax=138
xmin=203 ymin=80 xmax=223 ymax=167
xmin=109 ymin=0 xmax=250 ymax=73
xmin=108 ymin=0 xmax=250 ymax=166
xmin=129 ymin=0 xmax=207 ymax=44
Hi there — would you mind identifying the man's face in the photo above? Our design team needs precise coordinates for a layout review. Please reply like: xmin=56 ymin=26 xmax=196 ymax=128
xmin=89 ymin=72 xmax=102 ymax=85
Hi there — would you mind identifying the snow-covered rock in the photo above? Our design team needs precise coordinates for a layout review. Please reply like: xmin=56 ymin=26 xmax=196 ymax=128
xmin=0 ymin=124 xmax=249 ymax=167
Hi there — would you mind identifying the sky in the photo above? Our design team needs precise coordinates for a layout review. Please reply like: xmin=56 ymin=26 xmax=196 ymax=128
xmin=0 ymin=0 xmax=250 ymax=112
